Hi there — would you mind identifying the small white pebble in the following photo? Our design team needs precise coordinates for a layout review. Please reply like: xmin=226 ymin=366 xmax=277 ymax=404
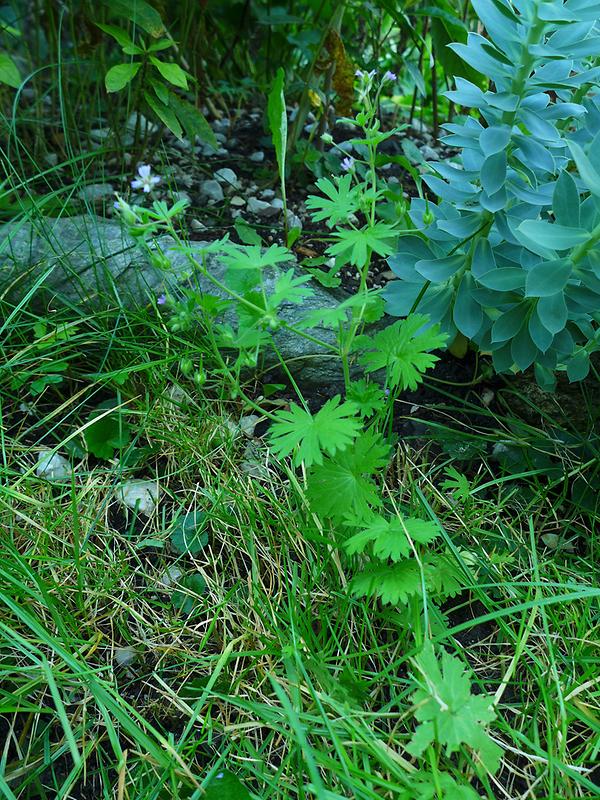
xmin=117 ymin=480 xmax=160 ymax=515
xmin=286 ymin=210 xmax=302 ymax=230
xmin=114 ymin=646 xmax=137 ymax=667
xmin=36 ymin=451 xmax=72 ymax=481
xmin=158 ymin=565 xmax=183 ymax=588
xmin=239 ymin=415 xmax=261 ymax=438
xmin=481 ymin=389 xmax=495 ymax=407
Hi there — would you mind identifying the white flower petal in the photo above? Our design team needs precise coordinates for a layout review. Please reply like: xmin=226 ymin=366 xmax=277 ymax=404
xmin=138 ymin=164 xmax=151 ymax=178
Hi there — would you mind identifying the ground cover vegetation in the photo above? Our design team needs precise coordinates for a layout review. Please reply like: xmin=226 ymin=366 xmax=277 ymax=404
xmin=1 ymin=0 xmax=599 ymax=798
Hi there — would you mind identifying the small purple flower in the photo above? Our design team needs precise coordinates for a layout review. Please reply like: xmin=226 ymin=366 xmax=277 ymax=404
xmin=113 ymin=194 xmax=137 ymax=224
xmin=341 ymin=156 xmax=355 ymax=172
xmin=355 ymin=69 xmax=376 ymax=81
xmin=384 ymin=388 xmax=391 ymax=396
xmin=383 ymin=70 xmax=397 ymax=83
xmin=157 ymin=293 xmax=166 ymax=305
xmin=131 ymin=164 xmax=161 ymax=193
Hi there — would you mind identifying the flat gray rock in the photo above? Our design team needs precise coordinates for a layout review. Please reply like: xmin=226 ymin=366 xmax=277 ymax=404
xmin=0 ymin=215 xmax=375 ymax=388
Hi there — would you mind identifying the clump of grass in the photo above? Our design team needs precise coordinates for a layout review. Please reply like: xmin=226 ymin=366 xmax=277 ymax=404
xmin=1 ymin=295 xmax=599 ymax=799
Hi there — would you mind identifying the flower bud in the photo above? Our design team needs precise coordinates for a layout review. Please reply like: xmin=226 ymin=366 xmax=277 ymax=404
xmin=180 ymin=357 xmax=194 ymax=376
xmin=193 ymin=370 xmax=206 ymax=387
xmin=150 ymin=252 xmax=170 ymax=270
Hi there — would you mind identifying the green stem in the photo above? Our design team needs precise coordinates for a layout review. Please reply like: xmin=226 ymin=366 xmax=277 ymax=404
xmin=427 ymin=743 xmax=444 ymax=800
xmin=572 ymin=220 xmax=600 ymax=265
xmin=158 ymin=233 xmax=335 ymax=352
xmin=337 ymin=122 xmax=381 ymax=391
xmin=131 ymin=55 xmax=149 ymax=163
xmin=501 ymin=1 xmax=547 ymax=129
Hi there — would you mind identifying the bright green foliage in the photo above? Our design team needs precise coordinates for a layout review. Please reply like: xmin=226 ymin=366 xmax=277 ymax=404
xmin=356 ymin=315 xmax=447 ymax=391
xmin=221 ymin=244 xmax=294 ymax=291
xmin=346 ymin=514 xmax=438 ymax=561
xmin=299 ymin=291 xmax=384 ymax=331
xmin=84 ymin=401 xmax=131 ymax=460
xmin=345 ymin=511 xmax=464 ymax=606
xmin=425 ymin=553 xmax=464 ymax=599
xmin=267 ymin=67 xmax=288 ymax=231
xmin=269 ymin=270 xmax=313 ymax=308
xmin=202 ymin=770 xmax=253 ymax=799
xmin=0 ymin=52 xmax=21 ymax=87
xmin=306 ymin=430 xmax=390 ymax=520
xmin=399 ymin=772 xmax=481 ymax=800
xmin=441 ymin=466 xmax=472 ymax=502
xmin=350 ymin=561 xmax=423 ymax=605
xmin=268 ymin=396 xmax=361 ymax=467
xmin=305 ymin=175 xmax=362 ymax=226
xmin=327 ymin=222 xmax=398 ymax=268
xmin=346 ymin=517 xmax=439 ymax=561
xmin=98 ymin=6 xmax=215 ymax=146
xmin=106 ymin=0 xmax=164 ymax=36
xmin=105 ymin=62 xmax=142 ymax=92
xmin=346 ymin=379 xmax=386 ymax=417
xmin=408 ymin=641 xmax=501 ymax=772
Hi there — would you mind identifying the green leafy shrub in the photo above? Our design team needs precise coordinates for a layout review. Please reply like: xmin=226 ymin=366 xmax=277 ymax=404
xmin=98 ymin=1 xmax=215 ymax=148
xmin=384 ymin=0 xmax=600 ymax=387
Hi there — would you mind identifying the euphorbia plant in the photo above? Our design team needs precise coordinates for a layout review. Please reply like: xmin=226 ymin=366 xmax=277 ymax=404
xmin=384 ymin=0 xmax=600 ymax=388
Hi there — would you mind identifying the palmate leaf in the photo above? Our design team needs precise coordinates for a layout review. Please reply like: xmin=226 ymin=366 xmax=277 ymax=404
xmin=346 ymin=379 xmax=386 ymax=417
xmin=356 ymin=314 xmax=447 ymax=391
xmin=408 ymin=641 xmax=501 ymax=772
xmin=299 ymin=291 xmax=382 ymax=331
xmin=400 ymin=771 xmax=481 ymax=800
xmin=270 ymin=269 xmax=313 ymax=307
xmin=306 ymin=175 xmax=361 ymax=227
xmin=306 ymin=431 xmax=390 ymax=520
xmin=327 ymin=223 xmax=398 ymax=267
xmin=398 ymin=771 xmax=481 ymax=800
xmin=424 ymin=553 xmax=464 ymax=599
xmin=350 ymin=560 xmax=423 ymax=605
xmin=268 ymin=395 xmax=360 ymax=467
xmin=221 ymin=244 xmax=295 ymax=272
xmin=345 ymin=514 xmax=439 ymax=561
xmin=221 ymin=243 xmax=295 ymax=292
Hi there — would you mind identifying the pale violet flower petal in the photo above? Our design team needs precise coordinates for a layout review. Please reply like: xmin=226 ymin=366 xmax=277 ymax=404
xmin=131 ymin=165 xmax=161 ymax=193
